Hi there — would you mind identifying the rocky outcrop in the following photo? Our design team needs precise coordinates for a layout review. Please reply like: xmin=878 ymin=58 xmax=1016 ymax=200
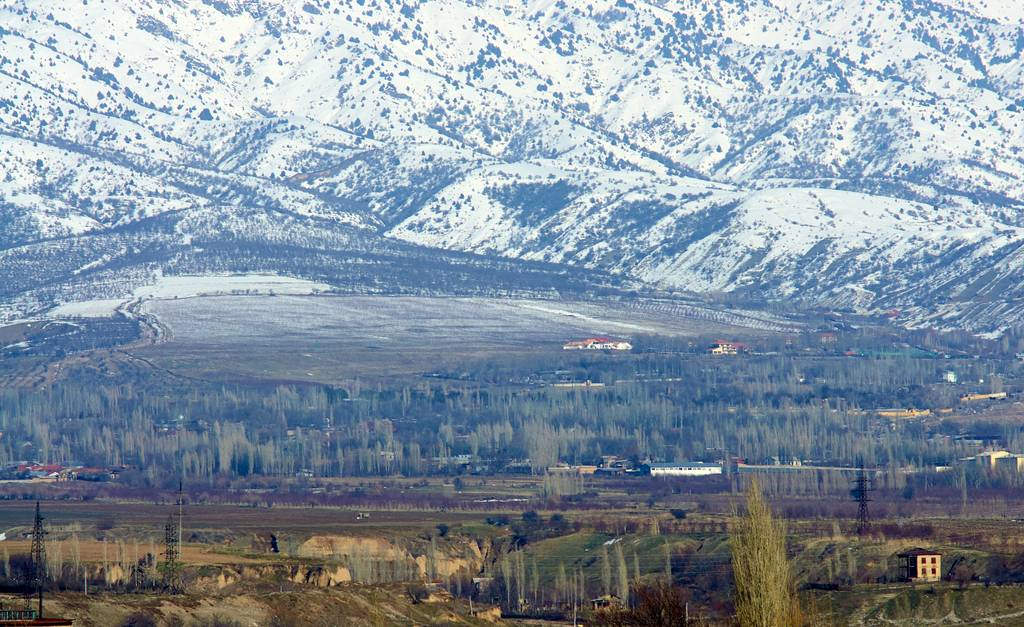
xmin=195 ymin=564 xmax=353 ymax=591
xmin=89 ymin=533 xmax=489 ymax=593
xmin=296 ymin=534 xmax=487 ymax=581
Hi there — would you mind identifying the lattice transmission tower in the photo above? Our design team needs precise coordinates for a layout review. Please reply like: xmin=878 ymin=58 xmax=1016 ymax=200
xmin=851 ymin=462 xmax=875 ymax=536
xmin=160 ymin=482 xmax=184 ymax=591
xmin=30 ymin=501 xmax=46 ymax=617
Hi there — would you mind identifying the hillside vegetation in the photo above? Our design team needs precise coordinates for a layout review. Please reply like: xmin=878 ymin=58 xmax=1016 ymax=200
xmin=1 ymin=1 xmax=1023 ymax=329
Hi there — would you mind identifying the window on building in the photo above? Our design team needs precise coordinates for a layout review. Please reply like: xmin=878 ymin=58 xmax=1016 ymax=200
xmin=931 ymin=568 xmax=936 ymax=575
xmin=931 ymin=557 xmax=936 ymax=564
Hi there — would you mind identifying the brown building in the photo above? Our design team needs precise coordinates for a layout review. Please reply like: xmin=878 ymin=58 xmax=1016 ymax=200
xmin=897 ymin=549 xmax=941 ymax=582
xmin=997 ymin=454 xmax=1024 ymax=473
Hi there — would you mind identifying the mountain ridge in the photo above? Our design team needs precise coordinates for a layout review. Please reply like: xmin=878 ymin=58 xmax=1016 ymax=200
xmin=1 ymin=0 xmax=1023 ymax=330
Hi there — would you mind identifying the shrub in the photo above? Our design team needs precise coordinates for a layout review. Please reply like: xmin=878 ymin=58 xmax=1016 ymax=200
xmin=119 ymin=613 xmax=157 ymax=627
xmin=406 ymin=583 xmax=429 ymax=604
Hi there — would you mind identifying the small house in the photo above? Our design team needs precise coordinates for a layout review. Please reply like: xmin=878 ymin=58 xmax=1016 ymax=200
xmin=590 ymin=594 xmax=622 ymax=609
xmin=974 ymin=450 xmax=1012 ymax=468
xmin=897 ymin=549 xmax=941 ymax=582
xmin=996 ymin=454 xmax=1024 ymax=473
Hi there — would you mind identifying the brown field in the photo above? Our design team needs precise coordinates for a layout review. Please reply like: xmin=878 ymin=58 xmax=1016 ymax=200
xmin=0 ymin=540 xmax=268 ymax=566
xmin=930 ymin=399 xmax=1024 ymax=424
xmin=0 ymin=321 xmax=42 ymax=343
xmin=0 ymin=501 xmax=489 ymax=537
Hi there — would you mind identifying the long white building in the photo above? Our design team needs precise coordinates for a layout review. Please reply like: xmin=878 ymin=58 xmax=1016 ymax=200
xmin=648 ymin=462 xmax=723 ymax=477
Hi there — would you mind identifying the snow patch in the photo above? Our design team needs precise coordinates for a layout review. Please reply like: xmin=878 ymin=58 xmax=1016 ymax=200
xmin=48 ymin=299 xmax=129 ymax=318
xmin=131 ymin=274 xmax=333 ymax=300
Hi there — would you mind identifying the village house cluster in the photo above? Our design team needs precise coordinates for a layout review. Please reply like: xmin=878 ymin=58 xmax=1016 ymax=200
xmin=647 ymin=461 xmax=723 ymax=477
xmin=562 ymin=337 xmax=632 ymax=350
xmin=547 ymin=456 xmax=727 ymax=477
xmin=708 ymin=340 xmax=748 ymax=355
xmin=0 ymin=462 xmax=124 ymax=483
xmin=959 ymin=450 xmax=1024 ymax=472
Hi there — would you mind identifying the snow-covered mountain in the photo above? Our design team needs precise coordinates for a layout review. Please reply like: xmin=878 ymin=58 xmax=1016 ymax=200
xmin=1 ymin=0 xmax=1023 ymax=330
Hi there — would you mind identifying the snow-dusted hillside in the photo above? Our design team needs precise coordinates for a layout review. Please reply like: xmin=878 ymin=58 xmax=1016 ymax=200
xmin=1 ymin=0 xmax=1023 ymax=330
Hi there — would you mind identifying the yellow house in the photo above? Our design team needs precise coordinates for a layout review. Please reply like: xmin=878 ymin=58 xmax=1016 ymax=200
xmin=997 ymin=455 xmax=1024 ymax=473
xmin=976 ymin=450 xmax=1011 ymax=468
xmin=898 ymin=549 xmax=941 ymax=582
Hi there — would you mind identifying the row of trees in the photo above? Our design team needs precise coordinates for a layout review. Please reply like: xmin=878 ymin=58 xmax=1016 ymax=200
xmin=455 ymin=481 xmax=807 ymax=625
xmin=0 ymin=345 xmax=1019 ymax=484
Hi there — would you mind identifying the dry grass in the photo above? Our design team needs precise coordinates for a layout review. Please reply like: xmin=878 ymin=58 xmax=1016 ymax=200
xmin=0 ymin=585 xmax=496 ymax=627
xmin=0 ymin=540 xmax=269 ymax=566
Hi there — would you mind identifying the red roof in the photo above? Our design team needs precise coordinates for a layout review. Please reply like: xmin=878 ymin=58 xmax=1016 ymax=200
xmin=712 ymin=340 xmax=748 ymax=349
xmin=566 ymin=337 xmax=617 ymax=345
xmin=17 ymin=464 xmax=63 ymax=473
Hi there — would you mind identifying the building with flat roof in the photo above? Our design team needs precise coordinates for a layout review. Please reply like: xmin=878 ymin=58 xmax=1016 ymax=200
xmin=975 ymin=450 xmax=1012 ymax=468
xmin=563 ymin=338 xmax=632 ymax=350
xmin=647 ymin=462 xmax=723 ymax=477
xmin=897 ymin=549 xmax=941 ymax=582
xmin=996 ymin=454 xmax=1024 ymax=473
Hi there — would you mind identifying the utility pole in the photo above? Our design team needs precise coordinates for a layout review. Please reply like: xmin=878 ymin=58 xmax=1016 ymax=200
xmin=851 ymin=462 xmax=874 ymax=536
xmin=177 ymin=480 xmax=183 ymax=557
xmin=30 ymin=502 xmax=46 ymax=618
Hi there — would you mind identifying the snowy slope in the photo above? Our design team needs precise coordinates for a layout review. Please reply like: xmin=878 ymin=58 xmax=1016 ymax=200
xmin=1 ymin=0 xmax=1023 ymax=330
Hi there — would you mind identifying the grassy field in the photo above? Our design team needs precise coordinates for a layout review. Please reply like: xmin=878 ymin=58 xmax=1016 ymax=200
xmin=132 ymin=294 xmax=791 ymax=382
xmin=0 ymin=501 xmax=488 ymax=546
xmin=809 ymin=583 xmax=1024 ymax=626
xmin=4 ymin=493 xmax=1024 ymax=624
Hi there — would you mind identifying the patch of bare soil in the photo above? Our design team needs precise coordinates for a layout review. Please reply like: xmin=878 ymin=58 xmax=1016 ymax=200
xmin=6 ymin=585 xmax=498 ymax=627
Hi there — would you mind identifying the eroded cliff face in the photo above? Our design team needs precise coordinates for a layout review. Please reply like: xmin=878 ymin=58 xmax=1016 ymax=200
xmin=296 ymin=533 xmax=489 ymax=581
xmin=197 ymin=564 xmax=353 ymax=591
xmin=88 ymin=533 xmax=490 ymax=592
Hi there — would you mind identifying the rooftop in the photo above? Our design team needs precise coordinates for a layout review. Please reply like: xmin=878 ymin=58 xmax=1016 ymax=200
xmin=897 ymin=548 xmax=941 ymax=557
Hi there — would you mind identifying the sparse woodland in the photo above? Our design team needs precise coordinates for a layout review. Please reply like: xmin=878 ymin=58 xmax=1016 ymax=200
xmin=0 ymin=327 xmax=1021 ymax=495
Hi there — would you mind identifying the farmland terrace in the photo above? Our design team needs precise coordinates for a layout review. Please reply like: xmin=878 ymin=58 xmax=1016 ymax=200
xmin=121 ymin=294 xmax=797 ymax=383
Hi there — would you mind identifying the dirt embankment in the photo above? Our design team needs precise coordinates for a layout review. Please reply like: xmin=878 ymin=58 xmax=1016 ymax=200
xmin=9 ymin=585 xmax=498 ymax=627
xmin=88 ymin=533 xmax=490 ymax=593
xmin=295 ymin=533 xmax=490 ymax=581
